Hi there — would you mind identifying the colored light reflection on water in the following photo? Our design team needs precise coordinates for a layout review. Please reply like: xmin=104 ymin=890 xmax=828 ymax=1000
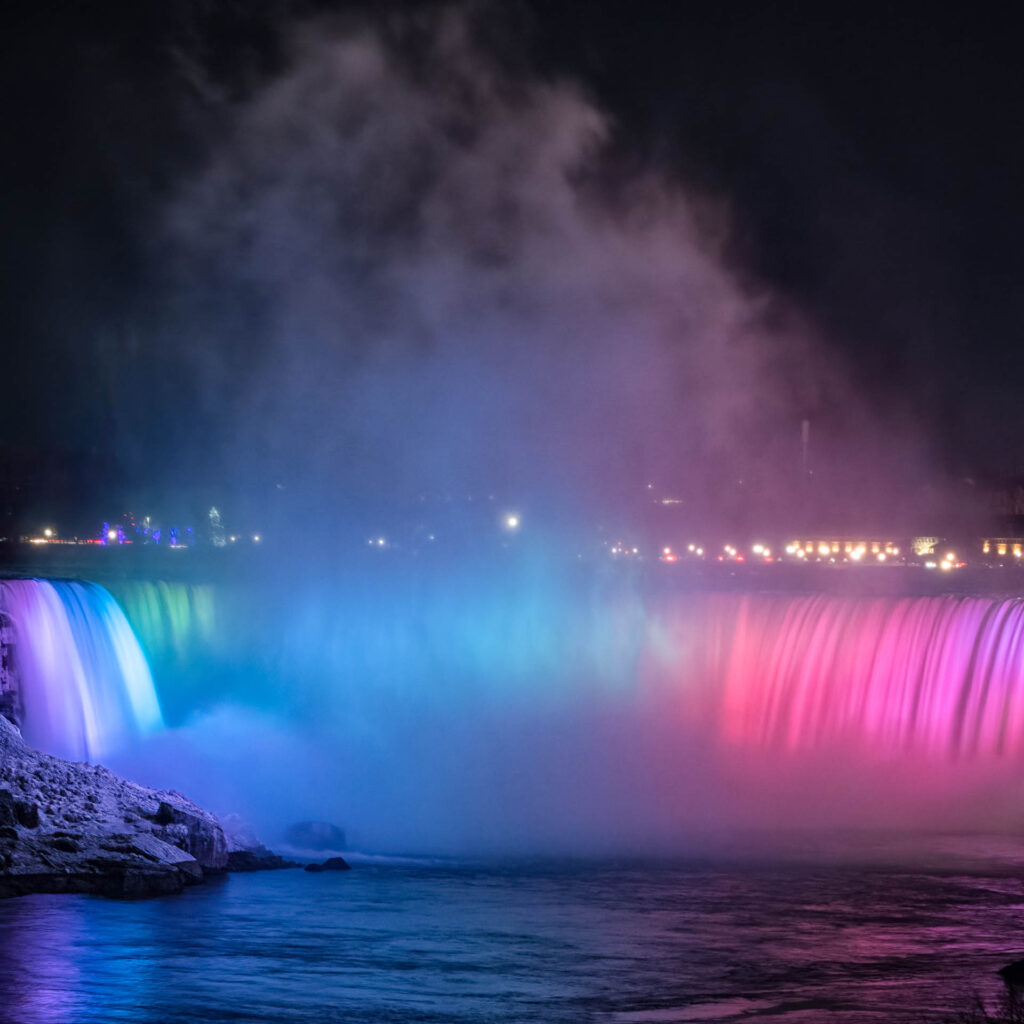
xmin=1 ymin=855 xmax=1023 ymax=1023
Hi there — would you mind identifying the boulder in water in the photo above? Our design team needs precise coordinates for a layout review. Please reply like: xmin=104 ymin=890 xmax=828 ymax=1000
xmin=227 ymin=848 xmax=301 ymax=871
xmin=304 ymin=856 xmax=351 ymax=873
xmin=0 ymin=714 xmax=228 ymax=899
xmin=220 ymin=812 xmax=300 ymax=872
xmin=284 ymin=820 xmax=347 ymax=851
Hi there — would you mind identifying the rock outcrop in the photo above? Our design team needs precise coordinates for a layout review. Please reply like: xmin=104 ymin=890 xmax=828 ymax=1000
xmin=284 ymin=820 xmax=347 ymax=851
xmin=303 ymin=856 xmax=351 ymax=873
xmin=220 ymin=811 xmax=300 ymax=871
xmin=0 ymin=714 xmax=228 ymax=898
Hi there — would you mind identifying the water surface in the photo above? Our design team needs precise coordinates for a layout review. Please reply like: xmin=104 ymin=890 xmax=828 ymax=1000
xmin=2 ymin=848 xmax=1024 ymax=1023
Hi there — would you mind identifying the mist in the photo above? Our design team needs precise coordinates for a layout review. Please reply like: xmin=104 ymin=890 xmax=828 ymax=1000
xmin=85 ymin=5 xmax=991 ymax=857
xmin=99 ymin=572 xmax=1024 ymax=858
xmin=152 ymin=3 xmax=944 ymax=542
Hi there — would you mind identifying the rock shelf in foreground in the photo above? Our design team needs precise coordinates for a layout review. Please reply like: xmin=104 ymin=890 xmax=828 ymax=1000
xmin=0 ymin=714 xmax=228 ymax=898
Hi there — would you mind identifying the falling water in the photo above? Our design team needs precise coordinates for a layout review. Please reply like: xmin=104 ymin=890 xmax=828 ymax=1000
xmin=114 ymin=579 xmax=1024 ymax=760
xmin=0 ymin=579 xmax=163 ymax=762
xmin=13 ymin=574 xmax=1024 ymax=847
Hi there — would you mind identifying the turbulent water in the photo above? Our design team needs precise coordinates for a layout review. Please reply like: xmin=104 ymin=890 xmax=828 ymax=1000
xmin=2 ymin=849 xmax=1024 ymax=1023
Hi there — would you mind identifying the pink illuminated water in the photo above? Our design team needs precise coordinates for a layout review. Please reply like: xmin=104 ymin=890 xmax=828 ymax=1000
xmin=679 ymin=594 xmax=1024 ymax=758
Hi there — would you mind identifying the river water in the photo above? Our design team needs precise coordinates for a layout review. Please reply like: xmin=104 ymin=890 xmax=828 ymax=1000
xmin=3 ymin=843 xmax=1024 ymax=1024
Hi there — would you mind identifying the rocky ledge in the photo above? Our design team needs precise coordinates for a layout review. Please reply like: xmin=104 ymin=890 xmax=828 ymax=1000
xmin=1 ymin=714 xmax=228 ymax=899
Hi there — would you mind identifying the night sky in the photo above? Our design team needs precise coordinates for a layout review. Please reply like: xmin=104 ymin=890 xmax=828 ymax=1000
xmin=2 ymin=2 xmax=1022 ymax=536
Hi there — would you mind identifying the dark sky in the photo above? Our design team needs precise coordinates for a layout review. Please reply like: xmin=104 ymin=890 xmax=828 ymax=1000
xmin=2 ymin=2 xmax=1022 ymax=533
xmin=533 ymin=5 xmax=1024 ymax=465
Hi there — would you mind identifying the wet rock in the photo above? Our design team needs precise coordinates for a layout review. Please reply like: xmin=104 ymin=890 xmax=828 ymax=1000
xmin=0 ymin=714 xmax=228 ymax=900
xmin=227 ymin=849 xmax=301 ymax=872
xmin=304 ymin=856 xmax=351 ymax=873
xmin=152 ymin=801 xmax=175 ymax=826
xmin=0 ymin=789 xmax=35 ymax=829
xmin=219 ymin=814 xmax=299 ymax=872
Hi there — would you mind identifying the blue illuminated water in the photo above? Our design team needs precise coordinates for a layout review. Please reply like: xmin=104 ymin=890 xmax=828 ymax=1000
xmin=2 ymin=848 xmax=1024 ymax=1023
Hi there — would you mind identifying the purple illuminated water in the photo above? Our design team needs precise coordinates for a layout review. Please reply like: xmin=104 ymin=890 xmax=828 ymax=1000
xmin=0 ymin=579 xmax=162 ymax=762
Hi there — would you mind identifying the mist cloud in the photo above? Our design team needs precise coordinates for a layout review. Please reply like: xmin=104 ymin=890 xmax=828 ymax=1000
xmin=162 ymin=5 xmax=905 ymax=537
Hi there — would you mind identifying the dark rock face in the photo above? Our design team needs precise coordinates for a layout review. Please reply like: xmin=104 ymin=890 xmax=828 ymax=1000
xmin=227 ymin=848 xmax=301 ymax=872
xmin=0 ymin=715 xmax=228 ymax=899
xmin=304 ymin=856 xmax=351 ymax=873
xmin=285 ymin=820 xmax=347 ymax=851
xmin=999 ymin=959 xmax=1024 ymax=987
xmin=0 ymin=788 xmax=38 ymax=829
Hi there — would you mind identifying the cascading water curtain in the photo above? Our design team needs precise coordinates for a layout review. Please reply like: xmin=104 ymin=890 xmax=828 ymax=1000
xmin=0 ymin=579 xmax=162 ymax=761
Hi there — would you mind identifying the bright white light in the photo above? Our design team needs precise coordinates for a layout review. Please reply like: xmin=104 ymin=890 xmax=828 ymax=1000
xmin=663 ymin=547 xmax=672 ymax=556
xmin=43 ymin=528 xmax=53 ymax=538
xmin=878 ymin=553 xmax=886 ymax=562
xmin=377 ymin=537 xmax=386 ymax=546
xmin=752 ymin=543 xmax=764 ymax=554
xmin=687 ymin=544 xmax=695 ymax=552
xmin=107 ymin=529 xmax=117 ymax=541
xmin=253 ymin=534 xmax=261 ymax=543
xmin=504 ymin=514 xmax=520 ymax=530
xmin=696 ymin=548 xmax=703 ymax=556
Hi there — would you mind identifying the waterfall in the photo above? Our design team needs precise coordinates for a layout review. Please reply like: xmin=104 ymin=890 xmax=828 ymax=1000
xmin=0 ymin=579 xmax=163 ymax=762
xmin=706 ymin=593 xmax=1024 ymax=758
xmin=113 ymin=577 xmax=1024 ymax=761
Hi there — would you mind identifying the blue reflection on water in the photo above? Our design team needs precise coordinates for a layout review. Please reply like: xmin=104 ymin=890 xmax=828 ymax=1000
xmin=1 ymin=855 xmax=1022 ymax=1024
